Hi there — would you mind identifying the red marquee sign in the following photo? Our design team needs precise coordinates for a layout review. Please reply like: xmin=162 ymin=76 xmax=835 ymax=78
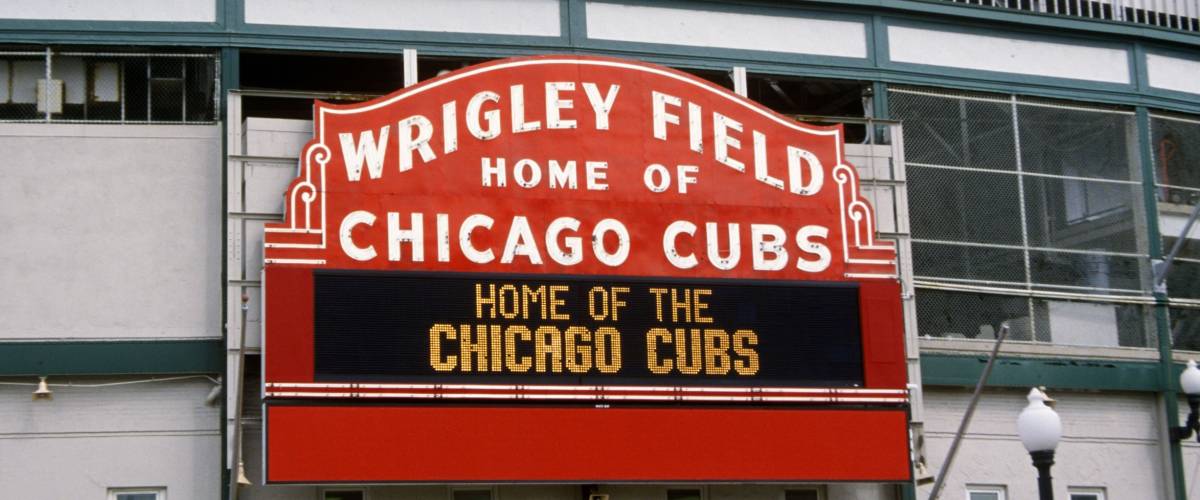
xmin=263 ymin=55 xmax=910 ymax=484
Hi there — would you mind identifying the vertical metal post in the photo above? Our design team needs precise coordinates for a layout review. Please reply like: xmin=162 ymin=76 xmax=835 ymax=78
xmin=732 ymin=66 xmax=748 ymax=97
xmin=181 ymin=57 xmax=188 ymax=123
xmin=43 ymin=47 xmax=51 ymax=121
xmin=1136 ymin=107 xmax=1188 ymax=500
xmin=402 ymin=48 xmax=418 ymax=87
xmin=146 ymin=57 xmax=151 ymax=121
xmin=1012 ymin=95 xmax=1037 ymax=341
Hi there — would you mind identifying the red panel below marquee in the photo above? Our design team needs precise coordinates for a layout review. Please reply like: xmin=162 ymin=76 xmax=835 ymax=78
xmin=265 ymin=405 xmax=911 ymax=483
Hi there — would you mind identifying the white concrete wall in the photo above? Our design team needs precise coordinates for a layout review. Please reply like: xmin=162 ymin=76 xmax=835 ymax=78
xmin=888 ymin=25 xmax=1131 ymax=84
xmin=586 ymin=2 xmax=867 ymax=59
xmin=0 ymin=124 xmax=222 ymax=340
xmin=0 ymin=0 xmax=215 ymax=22
xmin=918 ymin=387 xmax=1167 ymax=499
xmin=244 ymin=0 xmax=561 ymax=37
xmin=1146 ymin=53 xmax=1200 ymax=96
xmin=0 ymin=376 xmax=221 ymax=499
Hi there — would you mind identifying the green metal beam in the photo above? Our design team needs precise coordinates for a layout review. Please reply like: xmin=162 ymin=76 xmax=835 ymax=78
xmin=921 ymin=353 xmax=1162 ymax=391
xmin=0 ymin=339 xmax=223 ymax=376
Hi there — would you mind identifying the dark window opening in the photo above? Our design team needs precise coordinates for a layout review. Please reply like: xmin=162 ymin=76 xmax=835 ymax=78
xmin=241 ymin=51 xmax=405 ymax=94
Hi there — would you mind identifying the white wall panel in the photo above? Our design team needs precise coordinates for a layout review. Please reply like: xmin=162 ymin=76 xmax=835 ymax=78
xmin=586 ymin=2 xmax=868 ymax=59
xmin=0 ymin=124 xmax=222 ymax=340
xmin=0 ymin=0 xmax=215 ymax=22
xmin=245 ymin=0 xmax=561 ymax=37
xmin=0 ymin=378 xmax=219 ymax=499
xmin=919 ymin=388 xmax=1166 ymax=499
xmin=888 ymin=26 xmax=1131 ymax=84
xmin=1147 ymin=53 xmax=1200 ymax=95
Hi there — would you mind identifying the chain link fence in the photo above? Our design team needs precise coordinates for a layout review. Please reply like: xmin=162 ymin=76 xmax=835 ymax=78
xmin=0 ymin=49 xmax=216 ymax=123
xmin=890 ymin=85 xmax=1155 ymax=348
xmin=1150 ymin=114 xmax=1200 ymax=350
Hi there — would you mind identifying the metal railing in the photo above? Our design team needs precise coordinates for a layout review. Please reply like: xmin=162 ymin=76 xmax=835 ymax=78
xmin=937 ymin=0 xmax=1200 ymax=32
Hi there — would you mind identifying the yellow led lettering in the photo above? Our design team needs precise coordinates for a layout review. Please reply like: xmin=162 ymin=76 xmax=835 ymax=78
xmin=587 ymin=286 xmax=609 ymax=321
xmin=429 ymin=324 xmax=458 ymax=372
xmin=646 ymin=327 xmax=673 ymax=374
xmin=475 ymin=283 xmax=497 ymax=319
xmin=534 ymin=326 xmax=564 ymax=373
xmin=693 ymin=288 xmax=713 ymax=324
xmin=522 ymin=285 xmax=548 ymax=320
xmin=595 ymin=327 xmax=622 ymax=373
xmin=489 ymin=324 xmax=503 ymax=372
xmin=703 ymin=328 xmax=731 ymax=375
xmin=648 ymin=287 xmax=668 ymax=321
xmin=564 ymin=326 xmax=593 ymax=373
xmin=611 ymin=286 xmax=629 ymax=321
xmin=732 ymin=329 xmax=760 ymax=376
xmin=549 ymin=285 xmax=570 ymax=320
xmin=459 ymin=324 xmax=489 ymax=372
xmin=674 ymin=328 xmax=702 ymax=374
xmin=498 ymin=284 xmax=519 ymax=319
xmin=504 ymin=325 xmax=533 ymax=372
xmin=669 ymin=288 xmax=692 ymax=322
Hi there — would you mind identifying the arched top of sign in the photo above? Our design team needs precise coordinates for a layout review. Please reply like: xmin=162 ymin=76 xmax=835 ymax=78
xmin=264 ymin=55 xmax=896 ymax=281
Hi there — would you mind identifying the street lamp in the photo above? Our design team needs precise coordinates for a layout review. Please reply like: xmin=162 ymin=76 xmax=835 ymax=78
xmin=1017 ymin=388 xmax=1061 ymax=500
xmin=1170 ymin=359 xmax=1200 ymax=442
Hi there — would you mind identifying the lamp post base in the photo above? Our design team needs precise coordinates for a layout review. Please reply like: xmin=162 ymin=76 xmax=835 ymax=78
xmin=1030 ymin=450 xmax=1055 ymax=500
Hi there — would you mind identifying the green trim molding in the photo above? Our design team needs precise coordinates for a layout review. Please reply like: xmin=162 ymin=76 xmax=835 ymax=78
xmin=0 ymin=339 xmax=222 ymax=376
xmin=921 ymin=353 xmax=1163 ymax=392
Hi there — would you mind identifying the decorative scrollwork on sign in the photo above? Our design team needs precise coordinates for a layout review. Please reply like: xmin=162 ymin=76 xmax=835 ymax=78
xmin=271 ymin=142 xmax=330 ymax=246
xmin=833 ymin=163 xmax=896 ymax=273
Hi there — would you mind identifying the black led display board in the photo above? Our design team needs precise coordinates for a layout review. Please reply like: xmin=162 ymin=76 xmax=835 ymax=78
xmin=314 ymin=270 xmax=863 ymax=387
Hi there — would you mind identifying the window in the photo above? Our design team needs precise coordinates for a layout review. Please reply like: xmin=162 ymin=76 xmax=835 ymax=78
xmin=322 ymin=490 xmax=365 ymax=500
xmin=667 ymin=489 xmax=703 ymax=500
xmin=107 ymin=488 xmax=165 ymax=500
xmin=1068 ymin=487 xmax=1106 ymax=500
xmin=890 ymin=85 xmax=1154 ymax=348
xmin=0 ymin=49 xmax=215 ymax=122
xmin=965 ymin=485 xmax=1006 ymax=500
xmin=784 ymin=488 xmax=823 ymax=500
xmin=450 ymin=489 xmax=493 ymax=500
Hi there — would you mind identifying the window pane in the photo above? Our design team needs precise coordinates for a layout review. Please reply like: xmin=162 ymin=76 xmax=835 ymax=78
xmin=1070 ymin=495 xmax=1100 ymax=500
xmin=453 ymin=490 xmax=492 ymax=500
xmin=968 ymin=493 xmax=1000 ymax=500
xmin=889 ymin=89 xmax=1016 ymax=171
xmin=666 ymin=489 xmax=702 ymax=500
xmin=908 ymin=167 xmax=1024 ymax=245
xmin=116 ymin=495 xmax=158 ymax=500
xmin=916 ymin=289 xmax=1034 ymax=341
xmin=1017 ymin=102 xmax=1138 ymax=181
xmin=784 ymin=490 xmax=820 ymax=500
xmin=324 ymin=491 xmax=365 ymax=500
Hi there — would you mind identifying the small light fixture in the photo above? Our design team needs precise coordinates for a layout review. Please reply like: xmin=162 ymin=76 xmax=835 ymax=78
xmin=237 ymin=460 xmax=252 ymax=486
xmin=1017 ymin=388 xmax=1061 ymax=500
xmin=1170 ymin=359 xmax=1200 ymax=442
xmin=32 ymin=376 xmax=52 ymax=401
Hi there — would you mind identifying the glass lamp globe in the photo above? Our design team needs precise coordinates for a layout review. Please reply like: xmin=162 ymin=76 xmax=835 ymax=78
xmin=1017 ymin=388 xmax=1061 ymax=453
xmin=1180 ymin=360 xmax=1200 ymax=395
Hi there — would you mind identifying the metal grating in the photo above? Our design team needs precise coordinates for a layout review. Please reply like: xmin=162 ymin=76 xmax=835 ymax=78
xmin=891 ymin=85 xmax=1155 ymax=347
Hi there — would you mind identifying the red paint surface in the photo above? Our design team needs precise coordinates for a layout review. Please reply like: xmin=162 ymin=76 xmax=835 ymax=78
xmin=264 ymin=267 xmax=314 ymax=382
xmin=860 ymin=281 xmax=908 ymax=389
xmin=266 ymin=405 xmax=911 ymax=483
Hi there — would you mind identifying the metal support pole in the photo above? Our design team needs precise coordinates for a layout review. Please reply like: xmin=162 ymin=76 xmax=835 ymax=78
xmin=1030 ymin=450 xmax=1056 ymax=500
xmin=927 ymin=324 xmax=1011 ymax=500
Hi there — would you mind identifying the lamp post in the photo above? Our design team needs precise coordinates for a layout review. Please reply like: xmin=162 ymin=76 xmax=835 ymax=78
xmin=1017 ymin=388 xmax=1061 ymax=500
xmin=1170 ymin=359 xmax=1200 ymax=441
